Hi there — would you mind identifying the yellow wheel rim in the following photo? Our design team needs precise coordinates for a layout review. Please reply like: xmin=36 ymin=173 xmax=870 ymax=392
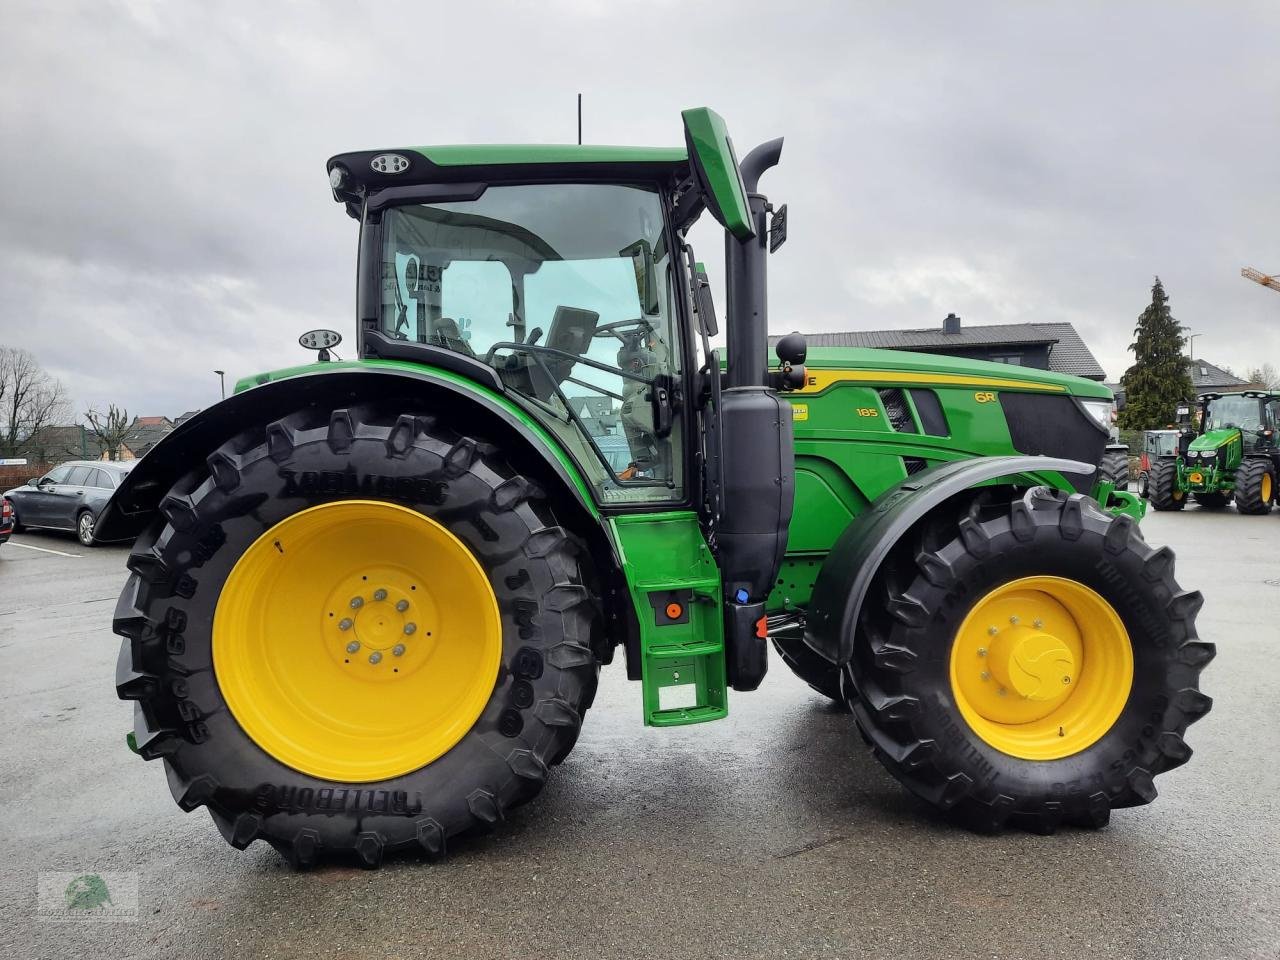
xmin=1262 ymin=473 xmax=1274 ymax=504
xmin=213 ymin=500 xmax=501 ymax=782
xmin=948 ymin=576 xmax=1133 ymax=760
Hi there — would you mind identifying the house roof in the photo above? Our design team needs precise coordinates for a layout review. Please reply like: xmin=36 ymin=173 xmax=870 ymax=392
xmin=770 ymin=321 xmax=1107 ymax=380
xmin=1187 ymin=359 xmax=1248 ymax=391
xmin=17 ymin=424 xmax=99 ymax=461
xmin=134 ymin=416 xmax=172 ymax=428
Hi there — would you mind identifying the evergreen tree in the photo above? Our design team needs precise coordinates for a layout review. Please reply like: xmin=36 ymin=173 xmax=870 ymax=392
xmin=1118 ymin=278 xmax=1194 ymax=430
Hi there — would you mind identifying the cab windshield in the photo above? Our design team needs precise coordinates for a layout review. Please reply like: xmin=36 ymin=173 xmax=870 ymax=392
xmin=377 ymin=183 xmax=682 ymax=504
xmin=1204 ymin=395 xmax=1262 ymax=432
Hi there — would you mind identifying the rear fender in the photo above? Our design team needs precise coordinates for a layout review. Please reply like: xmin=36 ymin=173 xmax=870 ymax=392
xmin=804 ymin=455 xmax=1092 ymax=665
xmin=96 ymin=366 xmax=630 ymax=659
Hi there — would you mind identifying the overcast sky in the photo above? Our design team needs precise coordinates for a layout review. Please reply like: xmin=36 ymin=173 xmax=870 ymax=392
xmin=2 ymin=1 xmax=1277 ymax=419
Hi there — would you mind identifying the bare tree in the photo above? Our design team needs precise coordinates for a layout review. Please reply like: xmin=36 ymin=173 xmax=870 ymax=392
xmin=1245 ymin=363 xmax=1279 ymax=390
xmin=85 ymin=403 xmax=132 ymax=461
xmin=0 ymin=347 xmax=71 ymax=457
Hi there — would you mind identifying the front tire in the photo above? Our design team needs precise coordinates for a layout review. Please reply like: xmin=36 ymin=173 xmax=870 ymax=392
xmin=115 ymin=404 xmax=601 ymax=867
xmin=845 ymin=487 xmax=1212 ymax=832
xmin=1137 ymin=472 xmax=1149 ymax=500
xmin=1234 ymin=458 xmax=1275 ymax=515
xmin=1148 ymin=459 xmax=1184 ymax=511
xmin=1099 ymin=450 xmax=1129 ymax=491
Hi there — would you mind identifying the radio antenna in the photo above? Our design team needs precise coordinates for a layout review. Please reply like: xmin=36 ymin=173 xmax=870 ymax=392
xmin=577 ymin=93 xmax=582 ymax=145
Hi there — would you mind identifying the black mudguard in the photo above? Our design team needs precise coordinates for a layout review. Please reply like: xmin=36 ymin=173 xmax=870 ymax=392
xmin=96 ymin=366 xmax=602 ymax=544
xmin=804 ymin=455 xmax=1093 ymax=666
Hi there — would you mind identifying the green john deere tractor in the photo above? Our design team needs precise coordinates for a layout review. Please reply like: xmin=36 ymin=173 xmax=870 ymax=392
xmin=104 ymin=108 xmax=1211 ymax=868
xmin=1148 ymin=391 xmax=1280 ymax=513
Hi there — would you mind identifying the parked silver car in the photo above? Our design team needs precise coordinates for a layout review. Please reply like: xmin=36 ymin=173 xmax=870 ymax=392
xmin=2 ymin=460 xmax=136 ymax=546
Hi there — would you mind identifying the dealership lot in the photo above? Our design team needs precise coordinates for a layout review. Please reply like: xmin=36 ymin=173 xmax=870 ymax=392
xmin=1 ymin=510 xmax=1277 ymax=960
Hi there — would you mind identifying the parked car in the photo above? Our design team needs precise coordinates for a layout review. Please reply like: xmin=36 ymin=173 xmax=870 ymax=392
xmin=0 ymin=497 xmax=13 ymax=546
xmin=2 ymin=460 xmax=136 ymax=546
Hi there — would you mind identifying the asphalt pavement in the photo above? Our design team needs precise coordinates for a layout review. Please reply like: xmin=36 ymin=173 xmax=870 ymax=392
xmin=1 ymin=506 xmax=1277 ymax=960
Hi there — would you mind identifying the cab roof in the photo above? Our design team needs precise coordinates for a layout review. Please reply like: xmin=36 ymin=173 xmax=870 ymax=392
xmin=326 ymin=144 xmax=689 ymax=208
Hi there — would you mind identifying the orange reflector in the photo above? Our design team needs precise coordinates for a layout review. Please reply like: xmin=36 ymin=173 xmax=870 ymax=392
xmin=755 ymin=616 xmax=768 ymax=639
xmin=665 ymin=602 xmax=684 ymax=620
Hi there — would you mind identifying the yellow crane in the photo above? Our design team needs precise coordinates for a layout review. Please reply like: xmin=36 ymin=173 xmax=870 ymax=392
xmin=1242 ymin=266 xmax=1280 ymax=292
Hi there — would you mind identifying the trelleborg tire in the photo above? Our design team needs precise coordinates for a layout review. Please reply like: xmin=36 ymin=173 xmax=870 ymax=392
xmin=114 ymin=404 xmax=600 ymax=868
xmin=1099 ymin=450 xmax=1130 ymax=491
xmin=1148 ymin=459 xmax=1184 ymax=511
xmin=1234 ymin=458 xmax=1275 ymax=515
xmin=844 ymin=486 xmax=1213 ymax=833
xmin=772 ymin=634 xmax=846 ymax=706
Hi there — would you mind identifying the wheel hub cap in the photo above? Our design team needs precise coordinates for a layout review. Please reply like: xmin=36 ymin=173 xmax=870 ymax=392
xmin=949 ymin=576 xmax=1134 ymax=760
xmin=213 ymin=500 xmax=501 ymax=782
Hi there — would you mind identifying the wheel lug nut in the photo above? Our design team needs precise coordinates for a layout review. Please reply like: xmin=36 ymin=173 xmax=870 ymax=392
xmin=396 ymin=599 xmax=409 ymax=612
xmin=977 ymin=647 xmax=987 ymax=657
xmin=997 ymin=687 xmax=1008 ymax=697
xmin=404 ymin=623 xmax=417 ymax=635
xmin=393 ymin=644 xmax=406 ymax=657
xmin=350 ymin=596 xmax=364 ymax=609
xmin=369 ymin=651 xmax=382 ymax=664
xmin=980 ymin=671 xmax=990 ymax=681
xmin=1033 ymin=619 xmax=1044 ymax=629
xmin=373 ymin=589 xmax=388 ymax=601
xmin=338 ymin=618 xmax=353 ymax=631
xmin=346 ymin=640 xmax=360 ymax=654
xmin=1009 ymin=615 xmax=1019 ymax=625
xmin=987 ymin=626 xmax=998 ymax=636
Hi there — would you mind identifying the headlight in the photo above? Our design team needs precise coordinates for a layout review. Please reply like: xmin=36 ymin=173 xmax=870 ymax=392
xmin=1080 ymin=400 xmax=1111 ymax=429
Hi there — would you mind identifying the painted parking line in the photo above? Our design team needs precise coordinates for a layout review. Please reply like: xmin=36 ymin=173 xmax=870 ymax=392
xmin=7 ymin=541 xmax=82 ymax=559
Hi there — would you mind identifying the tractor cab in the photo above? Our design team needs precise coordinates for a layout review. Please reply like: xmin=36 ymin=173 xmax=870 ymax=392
xmin=1150 ymin=391 xmax=1280 ymax=511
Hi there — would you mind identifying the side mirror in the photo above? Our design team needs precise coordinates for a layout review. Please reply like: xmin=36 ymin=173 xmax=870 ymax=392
xmin=27 ymin=477 xmax=38 ymax=486
xmin=692 ymin=262 xmax=718 ymax=338
xmin=681 ymin=107 xmax=755 ymax=241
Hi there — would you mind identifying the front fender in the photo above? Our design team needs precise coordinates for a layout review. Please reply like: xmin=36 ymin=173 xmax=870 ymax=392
xmin=96 ymin=364 xmax=600 ymax=542
xmin=803 ymin=455 xmax=1093 ymax=665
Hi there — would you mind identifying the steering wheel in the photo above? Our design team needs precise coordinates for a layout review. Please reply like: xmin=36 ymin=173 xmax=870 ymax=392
xmin=593 ymin=317 xmax=651 ymax=341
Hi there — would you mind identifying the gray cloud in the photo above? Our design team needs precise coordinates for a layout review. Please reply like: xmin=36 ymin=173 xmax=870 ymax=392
xmin=1 ymin=0 xmax=1277 ymax=420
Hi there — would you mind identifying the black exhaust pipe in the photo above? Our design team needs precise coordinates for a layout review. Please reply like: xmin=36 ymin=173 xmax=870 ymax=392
xmin=716 ymin=137 xmax=793 ymax=691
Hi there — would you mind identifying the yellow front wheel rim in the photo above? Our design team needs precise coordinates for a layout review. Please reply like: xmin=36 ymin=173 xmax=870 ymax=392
xmin=1262 ymin=472 xmax=1274 ymax=504
xmin=949 ymin=576 xmax=1134 ymax=760
xmin=213 ymin=500 xmax=502 ymax=782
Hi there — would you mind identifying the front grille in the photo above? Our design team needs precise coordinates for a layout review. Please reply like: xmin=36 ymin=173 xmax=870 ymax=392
xmin=997 ymin=393 xmax=1106 ymax=492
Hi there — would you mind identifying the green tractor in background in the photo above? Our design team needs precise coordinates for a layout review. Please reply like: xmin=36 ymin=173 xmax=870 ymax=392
xmin=1149 ymin=391 xmax=1280 ymax=513
xmin=103 ymin=108 xmax=1210 ymax=868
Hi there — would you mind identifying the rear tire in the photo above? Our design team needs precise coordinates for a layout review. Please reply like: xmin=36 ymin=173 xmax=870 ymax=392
xmin=845 ymin=487 xmax=1212 ymax=833
xmin=1148 ymin=459 xmax=1184 ymax=511
xmin=114 ymin=404 xmax=601 ymax=868
xmin=1099 ymin=450 xmax=1129 ymax=491
xmin=77 ymin=510 xmax=97 ymax=547
xmin=1234 ymin=458 xmax=1275 ymax=515
xmin=772 ymin=635 xmax=846 ymax=706
xmin=7 ymin=499 xmax=23 ymax=533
